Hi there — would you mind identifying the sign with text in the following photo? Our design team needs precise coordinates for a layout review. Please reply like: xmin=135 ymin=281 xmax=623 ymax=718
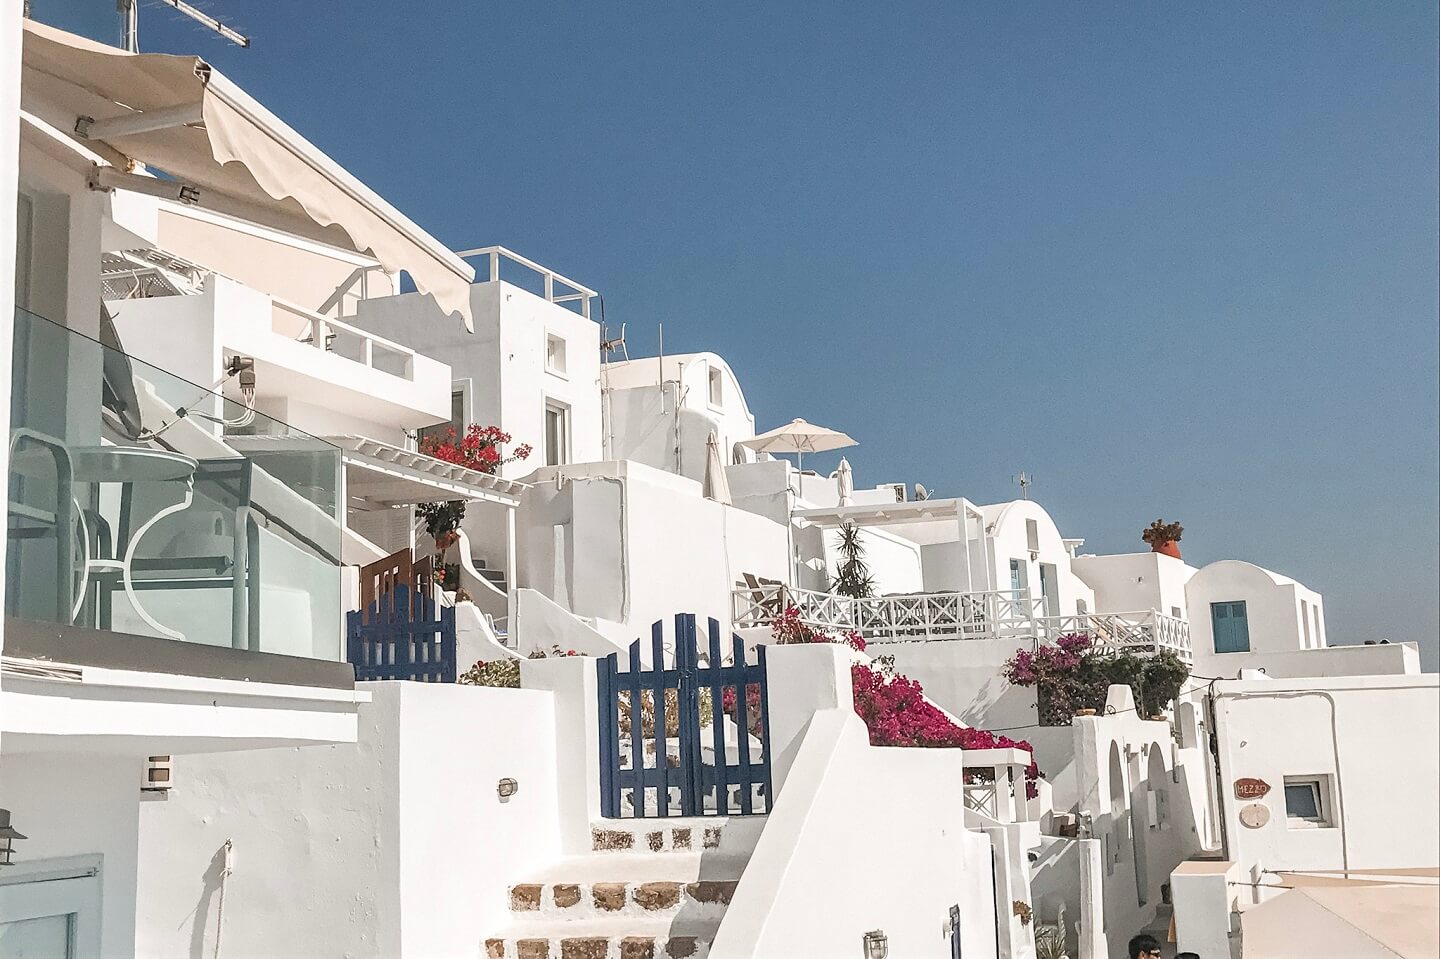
xmin=1234 ymin=777 xmax=1271 ymax=800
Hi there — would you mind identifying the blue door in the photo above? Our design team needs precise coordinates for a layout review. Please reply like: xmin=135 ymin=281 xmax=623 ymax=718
xmin=1211 ymin=601 xmax=1250 ymax=652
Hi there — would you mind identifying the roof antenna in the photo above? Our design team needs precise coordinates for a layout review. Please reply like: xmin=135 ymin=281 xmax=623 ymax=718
xmin=1013 ymin=471 xmax=1033 ymax=500
xmin=156 ymin=0 xmax=251 ymax=47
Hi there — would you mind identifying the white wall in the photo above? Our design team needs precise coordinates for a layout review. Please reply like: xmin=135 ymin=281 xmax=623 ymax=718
xmin=983 ymin=500 xmax=1095 ymax=617
xmin=134 ymin=682 xmax=564 ymax=958
xmin=821 ymin=524 xmax=924 ymax=596
xmin=1071 ymin=552 xmax=1197 ymax=618
xmin=1186 ymin=560 xmax=1328 ymax=678
xmin=0 ymin=752 xmax=141 ymax=959
xmin=1211 ymin=674 xmax=1440 ymax=898
xmin=517 ymin=461 xmax=790 ymax=642
xmin=709 ymin=709 xmax=998 ymax=959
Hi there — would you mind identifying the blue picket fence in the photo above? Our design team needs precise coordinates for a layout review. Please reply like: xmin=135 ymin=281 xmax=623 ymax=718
xmin=346 ymin=583 xmax=457 ymax=683
xmin=596 ymin=613 xmax=773 ymax=819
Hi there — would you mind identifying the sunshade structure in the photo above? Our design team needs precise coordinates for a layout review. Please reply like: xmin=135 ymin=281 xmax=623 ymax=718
xmin=738 ymin=418 xmax=856 ymax=471
xmin=835 ymin=456 xmax=854 ymax=506
xmin=20 ymin=20 xmax=475 ymax=328
xmin=1241 ymin=884 xmax=1440 ymax=959
xmin=703 ymin=431 xmax=732 ymax=505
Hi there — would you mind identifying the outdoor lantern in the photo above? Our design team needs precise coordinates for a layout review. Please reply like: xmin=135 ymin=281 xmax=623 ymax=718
xmin=862 ymin=929 xmax=888 ymax=959
xmin=0 ymin=809 xmax=26 ymax=866
xmin=497 ymin=778 xmax=519 ymax=800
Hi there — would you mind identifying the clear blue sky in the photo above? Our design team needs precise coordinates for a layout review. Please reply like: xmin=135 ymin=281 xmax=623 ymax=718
xmin=141 ymin=2 xmax=1439 ymax=667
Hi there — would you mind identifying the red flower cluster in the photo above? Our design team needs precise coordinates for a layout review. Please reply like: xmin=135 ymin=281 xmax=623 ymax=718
xmin=721 ymin=683 xmax=765 ymax=737
xmin=1002 ymin=633 xmax=1092 ymax=686
xmin=420 ymin=424 xmax=532 ymax=475
xmin=769 ymin=609 xmax=1041 ymax=798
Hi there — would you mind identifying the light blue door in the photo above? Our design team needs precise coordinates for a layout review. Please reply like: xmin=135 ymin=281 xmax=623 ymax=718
xmin=1211 ymin=601 xmax=1250 ymax=652
xmin=1009 ymin=559 xmax=1024 ymax=599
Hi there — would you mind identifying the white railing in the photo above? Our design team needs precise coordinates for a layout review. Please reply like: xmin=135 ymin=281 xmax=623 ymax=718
xmin=731 ymin=585 xmax=1191 ymax=660
xmin=1035 ymin=610 xmax=1192 ymax=660
xmin=456 ymin=245 xmax=597 ymax=319
xmin=273 ymin=298 xmax=417 ymax=381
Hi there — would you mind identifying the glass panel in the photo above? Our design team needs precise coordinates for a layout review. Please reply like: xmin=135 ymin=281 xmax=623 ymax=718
xmin=25 ymin=0 xmax=126 ymax=48
xmin=1284 ymin=783 xmax=1321 ymax=819
xmin=0 ymin=914 xmax=73 ymax=959
xmin=7 ymin=307 xmax=342 ymax=660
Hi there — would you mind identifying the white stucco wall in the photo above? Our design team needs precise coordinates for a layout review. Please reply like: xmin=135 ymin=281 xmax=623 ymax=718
xmin=1071 ymin=552 xmax=1198 ymax=618
xmin=982 ymin=500 xmax=1095 ymax=617
xmin=517 ymin=461 xmax=789 ymax=641
xmin=0 ymin=752 xmax=140 ymax=959
xmin=1211 ymin=674 xmax=1440 ymax=897
xmin=358 ymin=280 xmax=603 ymax=477
xmin=820 ymin=524 xmax=924 ymax=596
xmin=134 ymin=682 xmax=563 ymax=958
xmin=1186 ymin=560 xmax=1328 ymax=678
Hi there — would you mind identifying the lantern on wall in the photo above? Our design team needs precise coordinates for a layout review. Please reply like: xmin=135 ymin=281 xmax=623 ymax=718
xmin=862 ymin=929 xmax=888 ymax=959
xmin=0 ymin=810 xmax=26 ymax=866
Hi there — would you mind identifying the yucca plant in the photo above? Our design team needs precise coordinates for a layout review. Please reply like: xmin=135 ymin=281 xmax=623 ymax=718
xmin=833 ymin=522 xmax=874 ymax=599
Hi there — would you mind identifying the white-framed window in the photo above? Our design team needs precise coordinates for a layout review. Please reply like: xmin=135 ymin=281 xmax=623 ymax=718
xmin=0 ymin=856 xmax=103 ymax=959
xmin=543 ymin=400 xmax=570 ymax=467
xmin=707 ymin=364 xmax=724 ymax=408
xmin=1283 ymin=775 xmax=1333 ymax=828
xmin=1025 ymin=518 xmax=1040 ymax=553
xmin=545 ymin=332 xmax=567 ymax=377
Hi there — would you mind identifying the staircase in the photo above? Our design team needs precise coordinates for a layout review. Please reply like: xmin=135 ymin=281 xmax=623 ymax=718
xmin=485 ymin=817 xmax=764 ymax=959
xmin=472 ymin=556 xmax=508 ymax=594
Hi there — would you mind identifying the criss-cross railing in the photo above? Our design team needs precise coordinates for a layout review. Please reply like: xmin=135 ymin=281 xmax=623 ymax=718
xmin=732 ymin=585 xmax=1044 ymax=642
xmin=1034 ymin=610 xmax=1192 ymax=660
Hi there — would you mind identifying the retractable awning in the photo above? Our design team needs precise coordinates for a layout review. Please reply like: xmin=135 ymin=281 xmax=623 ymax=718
xmin=21 ymin=20 xmax=475 ymax=329
xmin=329 ymin=436 xmax=527 ymax=510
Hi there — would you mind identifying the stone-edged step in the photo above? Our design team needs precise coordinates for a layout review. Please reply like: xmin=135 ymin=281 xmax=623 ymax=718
xmin=589 ymin=816 xmax=763 ymax=859
xmin=509 ymin=878 xmax=737 ymax=922
xmin=484 ymin=916 xmax=720 ymax=959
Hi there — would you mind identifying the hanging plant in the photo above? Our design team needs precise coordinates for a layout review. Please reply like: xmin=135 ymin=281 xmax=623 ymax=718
xmin=416 ymin=425 xmax=533 ymax=545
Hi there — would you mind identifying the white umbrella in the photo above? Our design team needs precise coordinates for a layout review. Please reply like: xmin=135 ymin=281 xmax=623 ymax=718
xmin=703 ymin=431 xmax=732 ymax=505
xmin=738 ymin=418 xmax=857 ymax=472
xmin=835 ymin=456 xmax=854 ymax=506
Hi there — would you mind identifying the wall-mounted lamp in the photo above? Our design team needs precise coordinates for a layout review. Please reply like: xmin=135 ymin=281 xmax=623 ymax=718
xmin=497 ymin=778 xmax=519 ymax=800
xmin=0 ymin=809 xmax=26 ymax=866
xmin=143 ymin=756 xmax=174 ymax=792
xmin=862 ymin=929 xmax=888 ymax=959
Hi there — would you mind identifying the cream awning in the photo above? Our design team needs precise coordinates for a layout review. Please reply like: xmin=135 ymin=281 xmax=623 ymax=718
xmin=20 ymin=20 xmax=475 ymax=329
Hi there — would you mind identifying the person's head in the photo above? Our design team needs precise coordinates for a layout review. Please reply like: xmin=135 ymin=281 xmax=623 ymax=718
xmin=1128 ymin=934 xmax=1162 ymax=959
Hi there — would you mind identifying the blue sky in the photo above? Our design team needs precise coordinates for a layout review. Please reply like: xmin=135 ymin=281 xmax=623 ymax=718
xmin=141 ymin=2 xmax=1439 ymax=667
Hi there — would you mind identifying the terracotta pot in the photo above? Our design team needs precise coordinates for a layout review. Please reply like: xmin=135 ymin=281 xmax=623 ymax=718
xmin=1151 ymin=539 xmax=1182 ymax=559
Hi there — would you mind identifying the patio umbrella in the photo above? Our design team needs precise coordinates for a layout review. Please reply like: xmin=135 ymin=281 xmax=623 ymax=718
xmin=738 ymin=418 xmax=856 ymax=472
xmin=835 ymin=457 xmax=855 ymax=506
xmin=703 ymin=431 xmax=732 ymax=505
xmin=1241 ymin=884 xmax=1439 ymax=959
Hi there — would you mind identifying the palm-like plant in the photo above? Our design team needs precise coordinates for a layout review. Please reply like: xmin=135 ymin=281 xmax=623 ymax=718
xmin=833 ymin=522 xmax=874 ymax=599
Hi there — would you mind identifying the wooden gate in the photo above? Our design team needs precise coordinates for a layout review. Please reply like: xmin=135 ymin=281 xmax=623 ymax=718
xmin=597 ymin=614 xmax=772 ymax=818
xmin=346 ymin=583 xmax=456 ymax=682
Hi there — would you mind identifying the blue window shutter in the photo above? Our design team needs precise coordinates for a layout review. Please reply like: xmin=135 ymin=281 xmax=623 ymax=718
xmin=1212 ymin=601 xmax=1251 ymax=653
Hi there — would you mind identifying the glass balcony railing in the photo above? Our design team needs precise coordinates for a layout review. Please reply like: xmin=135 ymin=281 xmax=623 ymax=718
xmin=7 ymin=307 xmax=343 ymax=660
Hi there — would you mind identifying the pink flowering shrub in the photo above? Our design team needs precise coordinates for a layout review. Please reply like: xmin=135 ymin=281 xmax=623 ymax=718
xmin=770 ymin=608 xmax=1041 ymax=798
xmin=1004 ymin=634 xmax=1190 ymax=725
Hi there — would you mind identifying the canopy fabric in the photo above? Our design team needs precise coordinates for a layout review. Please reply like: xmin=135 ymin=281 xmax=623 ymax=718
xmin=703 ymin=431 xmax=732 ymax=505
xmin=835 ymin=456 xmax=854 ymax=506
xmin=21 ymin=20 xmax=475 ymax=329
xmin=1241 ymin=886 xmax=1439 ymax=959
xmin=738 ymin=418 xmax=857 ymax=456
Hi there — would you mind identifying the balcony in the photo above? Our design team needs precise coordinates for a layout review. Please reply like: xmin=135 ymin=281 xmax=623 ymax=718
xmin=7 ymin=306 xmax=344 ymax=662
xmin=732 ymin=584 xmax=1191 ymax=660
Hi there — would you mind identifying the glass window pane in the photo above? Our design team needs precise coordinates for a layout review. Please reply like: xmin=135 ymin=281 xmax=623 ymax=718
xmin=0 ymin=913 xmax=74 ymax=959
xmin=1284 ymin=783 xmax=1320 ymax=819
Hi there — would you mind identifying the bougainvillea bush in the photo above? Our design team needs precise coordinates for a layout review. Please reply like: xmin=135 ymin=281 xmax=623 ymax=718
xmin=417 ymin=425 xmax=532 ymax=542
xmin=1003 ymin=634 xmax=1191 ymax=725
xmin=768 ymin=608 xmax=1041 ymax=798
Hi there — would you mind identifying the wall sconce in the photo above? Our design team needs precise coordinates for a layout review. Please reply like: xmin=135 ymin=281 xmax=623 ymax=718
xmin=0 ymin=810 xmax=26 ymax=866
xmin=143 ymin=756 xmax=173 ymax=792
xmin=862 ymin=929 xmax=888 ymax=959
xmin=497 ymin=778 xmax=519 ymax=800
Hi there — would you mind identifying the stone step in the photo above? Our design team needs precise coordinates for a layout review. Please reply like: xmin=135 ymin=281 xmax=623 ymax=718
xmin=589 ymin=816 xmax=764 ymax=858
xmin=508 ymin=879 xmax=737 ymax=922
xmin=484 ymin=916 xmax=720 ymax=959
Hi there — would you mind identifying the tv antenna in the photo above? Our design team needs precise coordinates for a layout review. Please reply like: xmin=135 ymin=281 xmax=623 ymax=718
xmin=157 ymin=0 xmax=251 ymax=47
xmin=1013 ymin=471 xmax=1033 ymax=500
xmin=600 ymin=322 xmax=628 ymax=363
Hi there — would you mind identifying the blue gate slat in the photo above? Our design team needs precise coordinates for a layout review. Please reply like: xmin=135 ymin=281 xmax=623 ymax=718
xmin=625 ymin=638 xmax=645 ymax=814
xmin=346 ymin=583 xmax=456 ymax=683
xmin=650 ymin=622 xmax=671 ymax=817
xmin=731 ymin=631 xmax=755 ymax=815
xmin=705 ymin=618 xmax=727 ymax=815
xmin=755 ymin=643 xmax=774 ymax=805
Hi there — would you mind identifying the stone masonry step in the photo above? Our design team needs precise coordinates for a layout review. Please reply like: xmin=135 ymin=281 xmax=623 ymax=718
xmin=589 ymin=817 xmax=764 ymax=859
xmin=508 ymin=878 xmax=737 ymax=922
xmin=484 ymin=917 xmax=720 ymax=959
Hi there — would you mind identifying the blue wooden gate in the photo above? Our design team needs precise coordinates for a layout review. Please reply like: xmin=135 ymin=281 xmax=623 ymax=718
xmin=346 ymin=583 xmax=457 ymax=682
xmin=597 ymin=614 xmax=772 ymax=818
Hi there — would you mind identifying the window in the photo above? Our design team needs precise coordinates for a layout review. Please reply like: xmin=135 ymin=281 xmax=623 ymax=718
xmin=1009 ymin=559 xmax=1028 ymax=599
xmin=419 ymin=386 xmax=467 ymax=447
xmin=1283 ymin=776 xmax=1332 ymax=827
xmin=708 ymin=365 xmax=724 ymax=407
xmin=1025 ymin=518 xmax=1040 ymax=552
xmin=1077 ymin=598 xmax=1089 ymax=615
xmin=544 ymin=401 xmax=570 ymax=467
xmin=545 ymin=333 xmax=567 ymax=376
xmin=25 ymin=0 xmax=133 ymax=49
xmin=1211 ymin=601 xmax=1250 ymax=653
xmin=1038 ymin=563 xmax=1059 ymax=616
xmin=1171 ymin=606 xmax=1183 ymax=619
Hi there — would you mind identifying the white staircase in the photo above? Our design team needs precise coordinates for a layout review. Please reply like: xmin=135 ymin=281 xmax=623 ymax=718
xmin=485 ymin=817 xmax=764 ymax=959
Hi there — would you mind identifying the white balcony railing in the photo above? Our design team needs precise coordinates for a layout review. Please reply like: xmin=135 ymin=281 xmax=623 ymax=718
xmin=731 ymin=585 xmax=1192 ymax=661
xmin=274 ymin=298 xmax=417 ymax=381
xmin=456 ymin=246 xmax=597 ymax=319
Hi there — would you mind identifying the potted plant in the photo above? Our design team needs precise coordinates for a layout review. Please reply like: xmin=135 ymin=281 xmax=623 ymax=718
xmin=1034 ymin=926 xmax=1068 ymax=959
xmin=832 ymin=522 xmax=874 ymax=599
xmin=1142 ymin=519 xmax=1184 ymax=559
